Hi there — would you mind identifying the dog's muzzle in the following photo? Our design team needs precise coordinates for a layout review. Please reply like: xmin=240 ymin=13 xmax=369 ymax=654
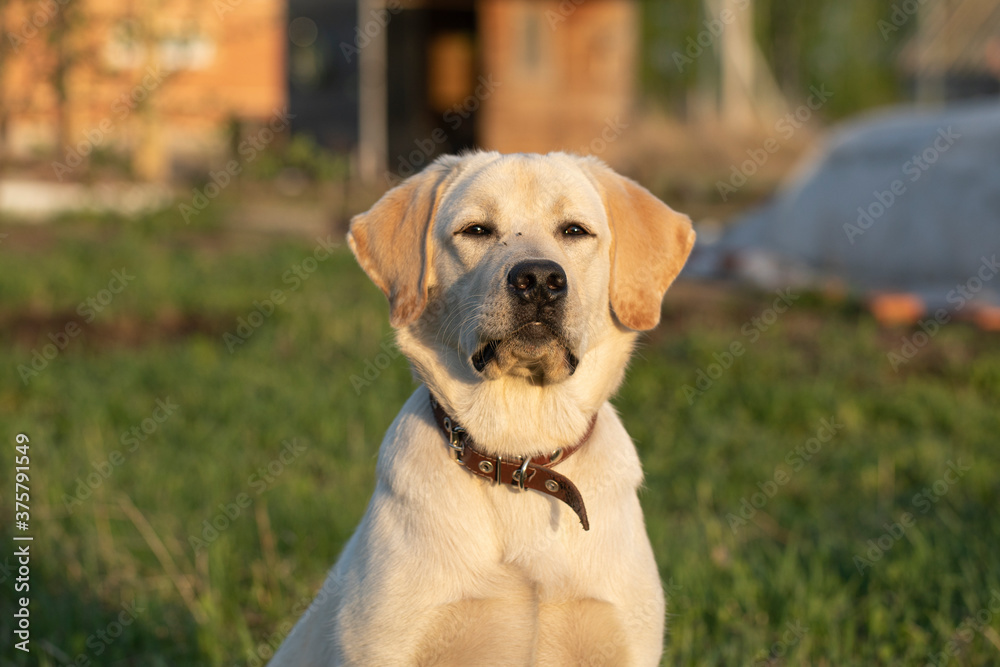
xmin=471 ymin=260 xmax=579 ymax=377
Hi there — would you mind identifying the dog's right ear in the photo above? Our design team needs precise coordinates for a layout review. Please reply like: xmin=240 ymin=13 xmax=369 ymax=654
xmin=347 ymin=157 xmax=458 ymax=327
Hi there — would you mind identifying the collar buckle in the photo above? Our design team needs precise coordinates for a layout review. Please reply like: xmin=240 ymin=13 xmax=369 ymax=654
xmin=512 ymin=457 xmax=532 ymax=492
xmin=443 ymin=417 xmax=466 ymax=464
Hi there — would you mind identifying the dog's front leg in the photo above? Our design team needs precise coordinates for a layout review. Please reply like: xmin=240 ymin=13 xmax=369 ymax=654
xmin=271 ymin=491 xmax=539 ymax=666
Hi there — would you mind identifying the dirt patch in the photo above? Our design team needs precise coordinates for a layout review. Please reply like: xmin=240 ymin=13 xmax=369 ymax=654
xmin=1 ymin=308 xmax=234 ymax=350
xmin=653 ymin=280 xmax=850 ymax=339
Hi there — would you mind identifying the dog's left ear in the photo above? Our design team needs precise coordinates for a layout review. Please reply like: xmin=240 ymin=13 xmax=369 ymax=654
xmin=347 ymin=157 xmax=458 ymax=327
xmin=583 ymin=159 xmax=696 ymax=331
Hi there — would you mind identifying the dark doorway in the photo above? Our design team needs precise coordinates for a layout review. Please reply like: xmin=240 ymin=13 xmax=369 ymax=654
xmin=386 ymin=6 xmax=479 ymax=177
xmin=287 ymin=0 xmax=359 ymax=153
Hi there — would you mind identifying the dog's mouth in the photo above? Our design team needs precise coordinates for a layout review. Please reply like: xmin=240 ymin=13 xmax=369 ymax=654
xmin=472 ymin=322 xmax=579 ymax=380
xmin=471 ymin=340 xmax=501 ymax=372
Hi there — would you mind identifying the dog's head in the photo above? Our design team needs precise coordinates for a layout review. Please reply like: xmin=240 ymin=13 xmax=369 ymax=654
xmin=348 ymin=151 xmax=694 ymax=387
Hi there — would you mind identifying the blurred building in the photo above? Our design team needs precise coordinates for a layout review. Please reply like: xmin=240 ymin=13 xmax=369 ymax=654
xmin=0 ymin=0 xmax=285 ymax=180
xmin=1 ymin=0 xmax=637 ymax=183
xmin=898 ymin=0 xmax=1000 ymax=102
xmin=291 ymin=0 xmax=638 ymax=182
xmin=478 ymin=0 xmax=637 ymax=153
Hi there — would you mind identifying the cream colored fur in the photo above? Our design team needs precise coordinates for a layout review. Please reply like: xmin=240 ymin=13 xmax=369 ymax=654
xmin=269 ymin=152 xmax=695 ymax=666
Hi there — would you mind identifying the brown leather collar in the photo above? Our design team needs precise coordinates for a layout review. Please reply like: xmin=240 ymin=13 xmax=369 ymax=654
xmin=429 ymin=393 xmax=596 ymax=530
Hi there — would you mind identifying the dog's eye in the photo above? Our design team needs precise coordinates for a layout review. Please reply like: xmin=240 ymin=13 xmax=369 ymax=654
xmin=562 ymin=223 xmax=590 ymax=236
xmin=459 ymin=224 xmax=493 ymax=236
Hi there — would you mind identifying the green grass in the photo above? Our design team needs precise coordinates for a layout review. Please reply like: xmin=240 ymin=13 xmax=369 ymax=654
xmin=1 ymin=216 xmax=998 ymax=666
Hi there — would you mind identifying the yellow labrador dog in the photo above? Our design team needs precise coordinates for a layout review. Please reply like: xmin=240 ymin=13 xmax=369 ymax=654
xmin=270 ymin=151 xmax=694 ymax=666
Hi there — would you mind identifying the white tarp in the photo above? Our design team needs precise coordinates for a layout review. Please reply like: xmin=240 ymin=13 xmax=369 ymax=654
xmin=700 ymin=101 xmax=1000 ymax=308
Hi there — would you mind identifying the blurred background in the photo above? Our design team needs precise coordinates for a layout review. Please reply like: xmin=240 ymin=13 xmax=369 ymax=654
xmin=1 ymin=0 xmax=999 ymax=665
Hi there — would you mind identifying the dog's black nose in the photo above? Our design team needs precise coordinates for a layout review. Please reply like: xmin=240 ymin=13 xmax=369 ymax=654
xmin=507 ymin=260 xmax=567 ymax=304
